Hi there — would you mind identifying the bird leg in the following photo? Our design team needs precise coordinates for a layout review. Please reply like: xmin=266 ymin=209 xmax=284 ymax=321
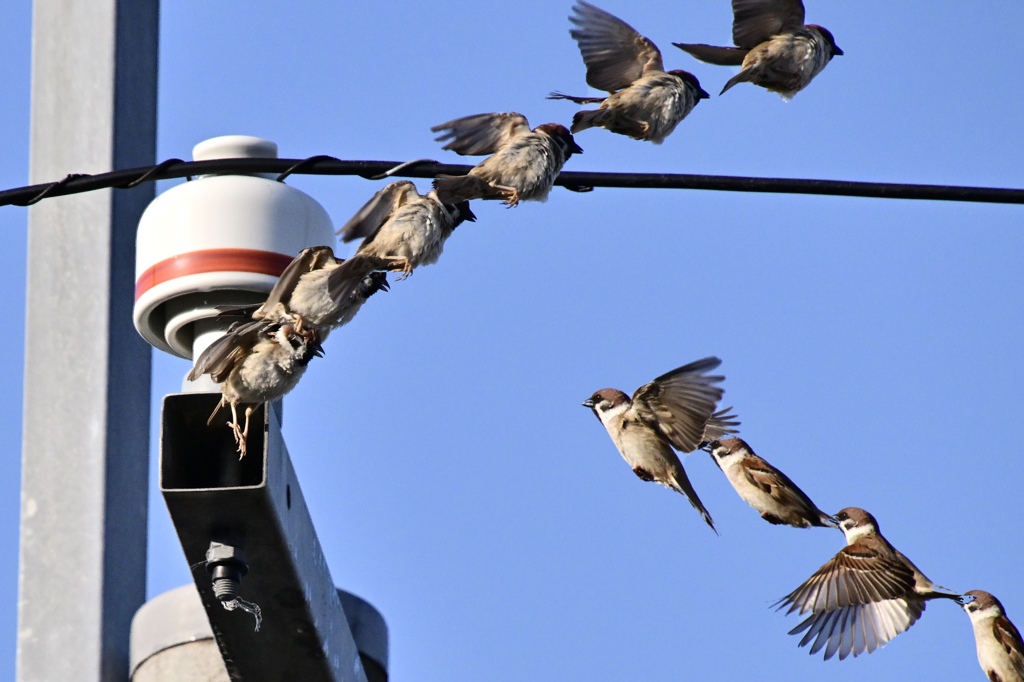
xmin=226 ymin=401 xmax=245 ymax=448
xmin=380 ymin=257 xmax=414 ymax=280
xmin=496 ymin=185 xmax=520 ymax=208
xmin=236 ymin=405 xmax=255 ymax=460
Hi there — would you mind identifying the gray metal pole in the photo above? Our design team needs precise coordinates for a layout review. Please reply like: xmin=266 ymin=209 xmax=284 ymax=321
xmin=18 ymin=1 xmax=158 ymax=680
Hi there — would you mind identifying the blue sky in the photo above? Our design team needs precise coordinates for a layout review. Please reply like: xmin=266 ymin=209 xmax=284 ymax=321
xmin=1 ymin=2 xmax=1023 ymax=680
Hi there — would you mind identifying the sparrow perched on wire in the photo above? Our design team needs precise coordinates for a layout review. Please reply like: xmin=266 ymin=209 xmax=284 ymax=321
xmin=548 ymin=1 xmax=709 ymax=144
xmin=703 ymin=437 xmax=836 ymax=529
xmin=961 ymin=590 xmax=1024 ymax=682
xmin=775 ymin=507 xmax=962 ymax=660
xmin=431 ymin=112 xmax=583 ymax=207
xmin=326 ymin=181 xmax=475 ymax=302
xmin=583 ymin=357 xmax=739 ymax=533
xmin=219 ymin=245 xmax=390 ymax=342
xmin=674 ymin=0 xmax=842 ymax=99
xmin=188 ymin=320 xmax=323 ymax=458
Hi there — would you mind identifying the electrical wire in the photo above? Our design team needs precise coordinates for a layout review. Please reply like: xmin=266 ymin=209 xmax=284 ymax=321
xmin=1 ymin=156 xmax=1022 ymax=208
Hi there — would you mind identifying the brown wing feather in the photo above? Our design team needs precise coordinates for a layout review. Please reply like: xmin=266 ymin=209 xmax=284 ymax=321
xmin=632 ymin=356 xmax=725 ymax=453
xmin=430 ymin=113 xmax=531 ymax=156
xmin=732 ymin=0 xmax=806 ymax=48
xmin=187 ymin=321 xmax=268 ymax=383
xmin=777 ymin=543 xmax=916 ymax=616
xmin=703 ymin=406 xmax=740 ymax=441
xmin=255 ymin=246 xmax=336 ymax=317
xmin=337 ymin=181 xmax=419 ymax=244
xmin=742 ymin=454 xmax=823 ymax=517
xmin=568 ymin=1 xmax=664 ymax=92
xmin=992 ymin=615 xmax=1024 ymax=678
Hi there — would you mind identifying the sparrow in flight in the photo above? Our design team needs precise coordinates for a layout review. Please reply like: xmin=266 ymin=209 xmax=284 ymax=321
xmin=431 ymin=112 xmax=582 ymax=207
xmin=775 ymin=507 xmax=962 ymax=660
xmin=703 ymin=437 xmax=836 ymax=529
xmin=219 ymin=245 xmax=389 ymax=342
xmin=188 ymin=320 xmax=323 ymax=458
xmin=549 ymin=1 xmax=709 ymax=144
xmin=583 ymin=356 xmax=739 ymax=533
xmin=674 ymin=0 xmax=842 ymax=99
xmin=962 ymin=590 xmax=1024 ymax=682
xmin=326 ymin=181 xmax=475 ymax=302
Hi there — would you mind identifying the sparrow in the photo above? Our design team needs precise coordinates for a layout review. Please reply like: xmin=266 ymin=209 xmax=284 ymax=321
xmin=775 ymin=507 xmax=962 ymax=660
xmin=582 ymin=356 xmax=739 ymax=533
xmin=187 ymin=320 xmax=323 ymax=458
xmin=548 ymin=1 xmax=709 ymax=144
xmin=326 ymin=181 xmax=475 ymax=302
xmin=431 ymin=112 xmax=583 ymax=207
xmin=962 ymin=590 xmax=1024 ymax=682
xmin=673 ymin=0 xmax=842 ymax=99
xmin=703 ymin=437 xmax=836 ymax=529
xmin=219 ymin=245 xmax=390 ymax=342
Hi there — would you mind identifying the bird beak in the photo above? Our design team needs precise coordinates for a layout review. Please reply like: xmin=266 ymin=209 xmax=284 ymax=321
xmin=698 ymin=88 xmax=711 ymax=100
xmin=462 ymin=206 xmax=477 ymax=223
xmin=833 ymin=45 xmax=844 ymax=57
xmin=569 ymin=140 xmax=584 ymax=155
xmin=378 ymin=277 xmax=390 ymax=292
xmin=698 ymin=441 xmax=713 ymax=452
xmin=824 ymin=515 xmax=841 ymax=528
xmin=582 ymin=399 xmax=595 ymax=409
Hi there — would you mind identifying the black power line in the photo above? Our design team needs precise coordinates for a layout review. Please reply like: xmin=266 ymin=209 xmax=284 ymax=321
xmin=1 ymin=156 xmax=1022 ymax=208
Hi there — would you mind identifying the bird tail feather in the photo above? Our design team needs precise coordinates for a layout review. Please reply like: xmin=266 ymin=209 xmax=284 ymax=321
xmin=548 ymin=91 xmax=606 ymax=105
xmin=433 ymin=175 xmax=513 ymax=204
xmin=673 ymin=43 xmax=748 ymax=66
xmin=720 ymin=70 xmax=752 ymax=95
xmin=570 ymin=109 xmax=601 ymax=134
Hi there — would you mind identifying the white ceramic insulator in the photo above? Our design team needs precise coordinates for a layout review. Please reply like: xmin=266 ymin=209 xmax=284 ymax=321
xmin=133 ymin=135 xmax=336 ymax=359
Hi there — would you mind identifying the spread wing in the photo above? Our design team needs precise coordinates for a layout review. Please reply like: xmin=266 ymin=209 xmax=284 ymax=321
xmin=777 ymin=543 xmax=916 ymax=615
xmin=775 ymin=542 xmax=923 ymax=660
xmin=991 ymin=615 xmax=1024 ymax=678
xmin=187 ymin=320 xmax=269 ymax=383
xmin=632 ymin=356 xmax=726 ymax=453
xmin=732 ymin=0 xmax=806 ymax=48
xmin=256 ymin=246 xmax=337 ymax=316
xmin=430 ymin=113 xmax=531 ymax=156
xmin=568 ymin=0 xmax=664 ymax=92
xmin=337 ymin=181 xmax=420 ymax=244
xmin=787 ymin=598 xmax=925 ymax=660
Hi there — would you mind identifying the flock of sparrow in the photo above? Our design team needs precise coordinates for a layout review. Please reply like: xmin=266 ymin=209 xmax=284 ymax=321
xmin=185 ymin=1 xmax=1021 ymax=679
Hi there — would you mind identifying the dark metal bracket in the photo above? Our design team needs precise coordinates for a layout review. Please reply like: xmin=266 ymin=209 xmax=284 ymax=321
xmin=161 ymin=394 xmax=384 ymax=681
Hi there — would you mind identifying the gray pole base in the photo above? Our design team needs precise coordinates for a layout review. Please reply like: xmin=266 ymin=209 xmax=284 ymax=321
xmin=130 ymin=585 xmax=388 ymax=681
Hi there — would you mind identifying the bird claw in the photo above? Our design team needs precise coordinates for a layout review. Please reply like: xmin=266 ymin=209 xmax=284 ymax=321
xmin=227 ymin=421 xmax=248 ymax=459
xmin=392 ymin=259 xmax=414 ymax=280
xmin=502 ymin=189 xmax=520 ymax=208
